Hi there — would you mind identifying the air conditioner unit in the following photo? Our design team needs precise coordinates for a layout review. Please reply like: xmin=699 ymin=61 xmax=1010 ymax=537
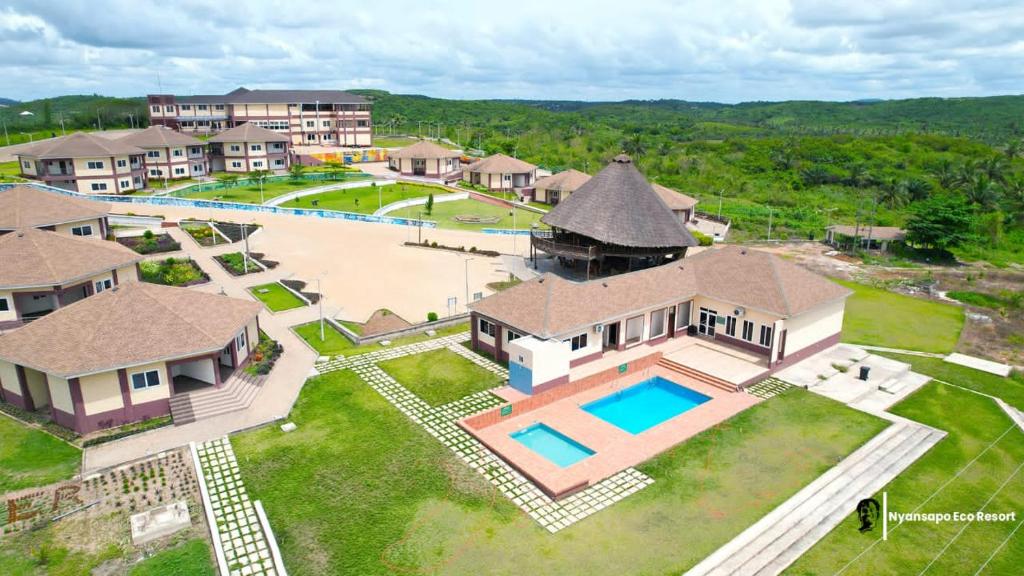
xmin=734 ymin=307 xmax=746 ymax=317
xmin=594 ymin=324 xmax=604 ymax=333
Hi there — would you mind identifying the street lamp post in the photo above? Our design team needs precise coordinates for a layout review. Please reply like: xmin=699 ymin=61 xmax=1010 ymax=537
xmin=242 ymin=223 xmax=250 ymax=274
xmin=317 ymin=275 xmax=326 ymax=342
xmin=464 ymin=257 xmax=474 ymax=312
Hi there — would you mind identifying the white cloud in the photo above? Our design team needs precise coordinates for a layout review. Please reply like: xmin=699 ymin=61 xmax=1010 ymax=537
xmin=1 ymin=0 xmax=1023 ymax=102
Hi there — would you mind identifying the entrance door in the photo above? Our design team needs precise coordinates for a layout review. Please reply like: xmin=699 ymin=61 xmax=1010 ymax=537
xmin=604 ymin=322 xmax=620 ymax=349
xmin=668 ymin=308 xmax=676 ymax=337
xmin=699 ymin=307 xmax=717 ymax=336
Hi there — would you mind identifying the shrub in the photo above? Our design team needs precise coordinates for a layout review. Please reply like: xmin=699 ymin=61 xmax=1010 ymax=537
xmin=692 ymin=230 xmax=714 ymax=246
xmin=427 ymin=312 xmax=439 ymax=322
xmin=142 ymin=229 xmax=155 ymax=240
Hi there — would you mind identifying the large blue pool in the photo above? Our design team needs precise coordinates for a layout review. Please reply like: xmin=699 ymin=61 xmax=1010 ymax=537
xmin=510 ymin=423 xmax=595 ymax=468
xmin=582 ymin=376 xmax=711 ymax=434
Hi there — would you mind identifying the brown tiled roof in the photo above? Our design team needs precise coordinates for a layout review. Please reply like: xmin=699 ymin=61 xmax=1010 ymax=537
xmin=176 ymin=87 xmax=366 ymax=105
xmin=541 ymin=155 xmax=697 ymax=248
xmin=208 ymin=123 xmax=289 ymax=143
xmin=827 ymin=225 xmax=905 ymax=241
xmin=652 ymin=183 xmax=698 ymax=210
xmin=388 ymin=140 xmax=459 ymax=159
xmin=118 ymin=125 xmax=204 ymax=148
xmin=0 ymin=282 xmax=262 ymax=378
xmin=533 ymin=169 xmax=591 ymax=192
xmin=469 ymin=245 xmax=851 ymax=337
xmin=0 ymin=228 xmax=142 ymax=289
xmin=465 ymin=153 xmax=536 ymax=174
xmin=17 ymin=132 xmax=145 ymax=159
xmin=0 ymin=185 xmax=109 ymax=231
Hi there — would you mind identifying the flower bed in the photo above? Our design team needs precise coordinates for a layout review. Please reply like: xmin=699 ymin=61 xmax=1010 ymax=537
xmin=81 ymin=415 xmax=173 ymax=447
xmin=182 ymin=223 xmax=219 ymax=246
xmin=140 ymin=257 xmax=209 ymax=287
xmin=245 ymin=330 xmax=283 ymax=375
xmin=403 ymin=240 xmax=500 ymax=257
xmin=214 ymin=252 xmax=277 ymax=276
xmin=117 ymin=231 xmax=181 ymax=254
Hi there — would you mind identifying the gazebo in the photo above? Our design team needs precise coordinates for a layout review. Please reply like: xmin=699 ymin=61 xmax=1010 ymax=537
xmin=531 ymin=154 xmax=697 ymax=278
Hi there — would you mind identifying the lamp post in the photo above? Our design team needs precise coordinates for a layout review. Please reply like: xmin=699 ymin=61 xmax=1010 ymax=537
xmin=464 ymin=257 xmax=474 ymax=313
xmin=418 ymin=210 xmax=424 ymax=244
xmin=317 ymin=273 xmax=327 ymax=342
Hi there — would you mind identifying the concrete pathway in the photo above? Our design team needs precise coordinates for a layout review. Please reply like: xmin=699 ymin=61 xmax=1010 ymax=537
xmin=855 ymin=345 xmax=945 ymax=358
xmin=944 ymin=352 xmax=1013 ymax=377
xmin=82 ymin=227 xmax=319 ymax=474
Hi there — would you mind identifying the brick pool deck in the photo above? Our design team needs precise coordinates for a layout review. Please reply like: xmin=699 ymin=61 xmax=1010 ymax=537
xmin=466 ymin=365 xmax=761 ymax=498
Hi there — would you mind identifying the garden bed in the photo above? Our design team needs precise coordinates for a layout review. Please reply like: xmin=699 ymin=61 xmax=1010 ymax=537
xmin=249 ymin=282 xmax=307 ymax=312
xmin=280 ymin=279 xmax=321 ymax=304
xmin=404 ymin=240 xmax=500 ymax=257
xmin=140 ymin=257 xmax=209 ymax=287
xmin=214 ymin=252 xmax=277 ymax=276
xmin=245 ymin=330 xmax=283 ymax=375
xmin=117 ymin=231 xmax=181 ymax=255
xmin=181 ymin=221 xmax=260 ymax=247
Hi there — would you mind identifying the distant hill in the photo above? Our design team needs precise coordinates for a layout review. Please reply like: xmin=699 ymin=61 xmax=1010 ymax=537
xmin=0 ymin=94 xmax=146 ymax=134
xmin=0 ymin=97 xmax=17 ymax=107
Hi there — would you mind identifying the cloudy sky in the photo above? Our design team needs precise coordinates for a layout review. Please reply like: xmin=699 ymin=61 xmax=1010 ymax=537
xmin=2 ymin=0 xmax=1023 ymax=103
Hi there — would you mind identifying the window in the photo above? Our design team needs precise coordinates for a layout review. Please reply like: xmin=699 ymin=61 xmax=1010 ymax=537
xmin=625 ymin=315 xmax=644 ymax=345
xmin=305 ymin=120 xmax=315 ymax=128
xmin=149 ymin=169 xmax=160 ymax=176
xmin=22 ymin=160 xmax=30 ymax=168
xmin=250 ymin=144 xmax=262 ymax=152
xmin=252 ymin=120 xmax=289 ymax=131
xmin=94 ymin=278 xmax=112 ymax=292
xmin=174 ymin=167 xmax=186 ymax=175
xmin=759 ymin=325 xmax=774 ymax=348
xmin=215 ymin=104 xmax=225 ymax=110
xmin=650 ymin=308 xmax=666 ymax=337
xmin=236 ymin=330 xmax=247 ymax=351
xmin=164 ymin=105 xmax=174 ymax=112
xmin=90 ymin=183 xmax=108 ymax=191
xmin=181 ymin=104 xmax=192 ymax=111
xmin=230 ymin=145 xmax=241 ymax=152
xmin=675 ymin=301 xmax=691 ymax=329
xmin=71 ymin=224 xmax=93 ymax=236
xmin=322 ymin=120 xmax=331 ymax=128
xmin=725 ymin=316 xmax=737 ymax=337
xmin=273 ymin=159 xmax=285 ymax=167
xmin=567 ymin=333 xmax=588 ymax=352
xmin=252 ymin=160 xmax=264 ymax=168
xmin=197 ymin=104 xmax=208 ymax=110
xmin=120 ymin=179 xmax=130 ymax=188
xmin=116 ymin=159 xmax=127 ymax=168
xmin=151 ymin=105 xmax=159 ymax=113
xmin=742 ymin=320 xmax=754 ymax=342
xmin=357 ymin=119 xmax=369 ymax=127
xmin=172 ymin=149 xmax=183 ymax=157
xmin=147 ymin=150 xmax=160 ymax=158
xmin=131 ymin=369 xmax=161 ymax=390
xmin=193 ymin=164 xmax=203 ymax=172
xmin=0 ymin=297 xmax=8 ymax=312
xmin=478 ymin=318 xmax=495 ymax=337
xmin=190 ymin=147 xmax=201 ymax=155
xmin=231 ymin=161 xmax=242 ymax=168
xmin=86 ymin=160 xmax=104 ymax=169
xmin=506 ymin=330 xmax=522 ymax=343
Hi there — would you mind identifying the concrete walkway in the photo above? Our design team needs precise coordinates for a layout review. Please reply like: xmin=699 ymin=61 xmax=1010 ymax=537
xmin=82 ymin=227 xmax=320 ymax=474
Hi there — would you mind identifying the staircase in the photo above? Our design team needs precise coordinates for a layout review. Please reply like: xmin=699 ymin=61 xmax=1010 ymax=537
xmin=658 ymin=357 xmax=738 ymax=392
xmin=169 ymin=370 xmax=266 ymax=425
xmin=685 ymin=421 xmax=946 ymax=576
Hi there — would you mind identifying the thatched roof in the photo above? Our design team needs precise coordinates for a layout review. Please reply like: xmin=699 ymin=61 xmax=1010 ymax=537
xmin=540 ymin=155 xmax=697 ymax=248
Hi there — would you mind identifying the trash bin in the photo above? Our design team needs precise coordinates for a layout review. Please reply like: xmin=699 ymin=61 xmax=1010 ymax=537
xmin=859 ymin=365 xmax=871 ymax=381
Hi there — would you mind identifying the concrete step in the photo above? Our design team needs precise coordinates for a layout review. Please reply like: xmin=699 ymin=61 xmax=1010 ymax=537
xmin=170 ymin=372 xmax=265 ymax=425
xmin=686 ymin=422 xmax=945 ymax=576
xmin=189 ymin=382 xmax=261 ymax=420
xmin=658 ymin=359 xmax=738 ymax=392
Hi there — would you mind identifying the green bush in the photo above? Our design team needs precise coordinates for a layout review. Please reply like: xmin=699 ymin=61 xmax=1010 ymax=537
xmin=427 ymin=312 xmax=439 ymax=322
xmin=692 ymin=230 xmax=714 ymax=246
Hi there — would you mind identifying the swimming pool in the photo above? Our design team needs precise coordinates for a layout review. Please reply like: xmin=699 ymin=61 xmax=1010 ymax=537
xmin=582 ymin=376 xmax=711 ymax=434
xmin=510 ymin=423 xmax=595 ymax=468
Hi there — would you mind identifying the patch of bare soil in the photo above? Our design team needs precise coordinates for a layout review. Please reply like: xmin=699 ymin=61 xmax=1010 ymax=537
xmin=363 ymin=308 xmax=413 ymax=336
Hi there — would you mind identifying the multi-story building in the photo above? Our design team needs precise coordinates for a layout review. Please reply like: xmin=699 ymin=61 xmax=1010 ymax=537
xmin=118 ymin=126 xmax=208 ymax=182
xmin=16 ymin=133 xmax=147 ymax=194
xmin=208 ymin=124 xmax=291 ymax=173
xmin=147 ymin=87 xmax=372 ymax=147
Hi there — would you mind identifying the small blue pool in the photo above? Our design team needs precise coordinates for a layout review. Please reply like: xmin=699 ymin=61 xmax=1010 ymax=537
xmin=582 ymin=376 xmax=711 ymax=434
xmin=510 ymin=423 xmax=595 ymax=468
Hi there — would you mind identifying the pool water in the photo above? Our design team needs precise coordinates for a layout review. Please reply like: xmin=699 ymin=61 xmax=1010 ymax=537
xmin=582 ymin=376 xmax=711 ymax=434
xmin=510 ymin=423 xmax=595 ymax=468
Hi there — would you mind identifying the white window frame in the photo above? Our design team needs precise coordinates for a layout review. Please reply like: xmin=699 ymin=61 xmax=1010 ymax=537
xmin=649 ymin=308 xmax=667 ymax=338
xmin=116 ymin=159 xmax=127 ymax=168
xmin=230 ymin=144 xmax=241 ymax=152
xmin=567 ymin=333 xmax=588 ymax=352
xmin=236 ymin=330 xmax=247 ymax=352
xmin=759 ymin=325 xmax=774 ymax=348
xmin=506 ymin=330 xmax=522 ymax=343
xmin=478 ymin=318 xmax=495 ymax=337
xmin=120 ymin=179 xmax=130 ymax=189
xmin=174 ymin=167 xmax=186 ymax=175
xmin=147 ymin=150 xmax=160 ymax=158
xmin=131 ymin=369 xmax=161 ymax=390
xmin=742 ymin=320 xmax=755 ymax=342
xmin=172 ymin=149 xmax=183 ymax=157
xmin=71 ymin=224 xmax=93 ymax=236
xmin=86 ymin=160 xmax=104 ymax=169
xmin=0 ymin=297 xmax=9 ymax=312
xmin=90 ymin=183 xmax=108 ymax=191
xmin=231 ymin=161 xmax=242 ymax=169
xmin=624 ymin=315 xmax=644 ymax=346
xmin=250 ymin=144 xmax=263 ymax=152
xmin=94 ymin=278 xmax=112 ymax=292
xmin=725 ymin=316 xmax=737 ymax=337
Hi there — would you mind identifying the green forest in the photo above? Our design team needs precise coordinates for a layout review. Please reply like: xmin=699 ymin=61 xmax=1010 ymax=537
xmin=3 ymin=90 xmax=1023 ymax=265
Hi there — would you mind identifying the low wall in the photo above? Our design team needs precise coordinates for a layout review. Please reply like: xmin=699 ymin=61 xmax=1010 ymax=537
xmin=462 ymin=351 xmax=664 ymax=430
xmin=332 ymin=313 xmax=472 ymax=346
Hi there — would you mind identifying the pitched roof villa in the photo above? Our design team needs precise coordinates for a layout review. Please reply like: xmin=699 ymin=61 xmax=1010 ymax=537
xmin=15 ymin=133 xmax=149 ymax=194
xmin=208 ymin=123 xmax=291 ymax=173
xmin=0 ymin=185 xmax=109 ymax=235
xmin=388 ymin=140 xmax=462 ymax=181
xmin=118 ymin=126 xmax=209 ymax=181
xmin=469 ymin=246 xmax=850 ymax=391
xmin=532 ymin=155 xmax=697 ymax=276
xmin=0 ymin=282 xmax=262 ymax=433
xmin=463 ymin=153 xmax=537 ymax=191
xmin=532 ymin=169 xmax=592 ymax=204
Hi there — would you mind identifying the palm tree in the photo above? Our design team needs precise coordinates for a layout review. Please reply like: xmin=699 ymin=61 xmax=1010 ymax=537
xmin=980 ymin=156 xmax=1008 ymax=184
xmin=1003 ymin=138 xmax=1021 ymax=161
xmin=878 ymin=179 xmax=909 ymax=208
xmin=963 ymin=173 xmax=1000 ymax=210
xmin=288 ymin=163 xmax=305 ymax=180
xmin=904 ymin=178 xmax=932 ymax=202
xmin=1001 ymin=176 xmax=1024 ymax=225
xmin=931 ymin=159 xmax=958 ymax=190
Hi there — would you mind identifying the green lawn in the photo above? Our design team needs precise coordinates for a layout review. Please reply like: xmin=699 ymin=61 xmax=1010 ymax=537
xmin=233 ymin=376 xmax=885 ymax=575
xmin=790 ymin=381 xmax=1024 ymax=575
xmin=128 ymin=539 xmax=215 ymax=576
xmin=183 ymin=179 xmax=325 ymax=204
xmin=293 ymin=321 xmax=468 ymax=357
xmin=280 ymin=182 xmax=450 ymax=214
xmin=378 ymin=348 xmax=503 ymax=405
xmin=0 ymin=160 xmax=22 ymax=181
xmin=393 ymin=198 xmax=546 ymax=231
xmin=0 ymin=414 xmax=80 ymax=493
xmin=877 ymin=352 xmax=1024 ymax=412
xmin=836 ymin=279 xmax=964 ymax=353
xmin=249 ymin=282 xmax=306 ymax=312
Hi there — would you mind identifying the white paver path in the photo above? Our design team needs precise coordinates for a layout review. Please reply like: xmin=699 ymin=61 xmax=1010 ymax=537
xmin=316 ymin=336 xmax=655 ymax=533
xmin=944 ymin=352 xmax=1013 ymax=377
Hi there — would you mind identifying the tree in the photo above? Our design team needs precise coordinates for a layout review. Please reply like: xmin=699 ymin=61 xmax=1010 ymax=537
xmin=905 ymin=194 xmax=973 ymax=251
xmin=322 ymin=160 xmax=345 ymax=180
xmin=931 ymin=159 xmax=958 ymax=190
xmin=216 ymin=173 xmax=240 ymax=188
xmin=878 ymin=178 xmax=909 ymax=208
xmin=963 ymin=173 xmax=1000 ymax=210
xmin=425 ymin=193 xmax=434 ymax=215
xmin=288 ymin=163 xmax=305 ymax=180
xmin=904 ymin=178 xmax=932 ymax=202
xmin=1003 ymin=139 xmax=1021 ymax=161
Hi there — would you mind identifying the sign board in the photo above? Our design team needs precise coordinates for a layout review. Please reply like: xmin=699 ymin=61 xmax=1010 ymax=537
xmin=500 ymin=405 xmax=513 ymax=417
xmin=448 ymin=297 xmax=457 ymax=308
xmin=618 ymin=363 xmax=628 ymax=374
xmin=716 ymin=316 xmax=727 ymax=325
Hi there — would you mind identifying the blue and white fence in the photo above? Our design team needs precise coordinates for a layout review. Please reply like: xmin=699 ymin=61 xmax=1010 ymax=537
xmin=0 ymin=182 xmax=438 ymax=229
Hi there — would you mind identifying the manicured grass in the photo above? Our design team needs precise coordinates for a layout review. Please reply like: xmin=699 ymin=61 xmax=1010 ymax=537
xmin=233 ymin=379 xmax=885 ymax=575
xmin=0 ymin=414 xmax=80 ymax=493
xmin=379 ymin=348 xmax=503 ymax=405
xmin=139 ymin=257 xmax=207 ymax=286
xmin=878 ymin=352 xmax=1024 ymax=410
xmin=947 ymin=289 xmax=1022 ymax=310
xmin=836 ymin=279 xmax=964 ymax=353
xmin=294 ymin=321 xmax=468 ymax=357
xmin=280 ymin=182 xmax=449 ymax=214
xmin=184 ymin=179 xmax=325 ymax=204
xmin=215 ymin=252 xmax=262 ymax=276
xmin=249 ymin=282 xmax=305 ymax=312
xmin=394 ymin=198 xmax=546 ymax=231
xmin=129 ymin=539 xmax=215 ymax=576
xmin=0 ymin=160 xmax=22 ymax=181
xmin=791 ymin=381 xmax=1024 ymax=575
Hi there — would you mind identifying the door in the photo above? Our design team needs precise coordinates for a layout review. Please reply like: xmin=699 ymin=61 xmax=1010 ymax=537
xmin=604 ymin=322 xmax=620 ymax=349
xmin=699 ymin=307 xmax=717 ymax=336
xmin=668 ymin=308 xmax=676 ymax=338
